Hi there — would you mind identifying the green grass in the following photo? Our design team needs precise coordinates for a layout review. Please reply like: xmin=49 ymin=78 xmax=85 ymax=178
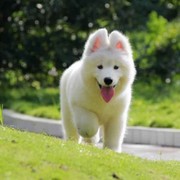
xmin=129 ymin=82 xmax=180 ymax=128
xmin=0 ymin=82 xmax=180 ymax=128
xmin=0 ymin=104 xmax=3 ymax=125
xmin=0 ymin=126 xmax=180 ymax=180
xmin=0 ymin=87 xmax=60 ymax=120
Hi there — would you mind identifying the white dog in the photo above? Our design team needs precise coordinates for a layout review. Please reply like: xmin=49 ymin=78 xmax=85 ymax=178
xmin=60 ymin=28 xmax=136 ymax=152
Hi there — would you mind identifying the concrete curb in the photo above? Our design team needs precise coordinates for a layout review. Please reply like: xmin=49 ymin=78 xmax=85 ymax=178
xmin=3 ymin=109 xmax=180 ymax=147
xmin=125 ymin=126 xmax=180 ymax=147
xmin=3 ymin=109 xmax=63 ymax=138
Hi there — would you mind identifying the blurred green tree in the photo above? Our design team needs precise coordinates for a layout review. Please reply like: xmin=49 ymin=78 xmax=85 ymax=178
xmin=0 ymin=0 xmax=179 ymax=87
xmin=131 ymin=11 xmax=180 ymax=83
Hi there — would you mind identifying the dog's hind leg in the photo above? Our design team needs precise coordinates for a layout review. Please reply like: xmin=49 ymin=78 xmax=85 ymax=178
xmin=63 ymin=117 xmax=79 ymax=141
xmin=62 ymin=103 xmax=79 ymax=141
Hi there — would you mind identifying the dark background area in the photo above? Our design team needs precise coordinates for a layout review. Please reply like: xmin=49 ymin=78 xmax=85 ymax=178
xmin=0 ymin=0 xmax=179 ymax=88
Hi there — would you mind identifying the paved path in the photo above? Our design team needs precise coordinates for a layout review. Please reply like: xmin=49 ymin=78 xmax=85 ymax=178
xmin=122 ymin=144 xmax=180 ymax=161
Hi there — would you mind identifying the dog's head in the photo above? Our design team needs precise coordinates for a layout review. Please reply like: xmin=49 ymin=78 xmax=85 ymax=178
xmin=82 ymin=28 xmax=136 ymax=103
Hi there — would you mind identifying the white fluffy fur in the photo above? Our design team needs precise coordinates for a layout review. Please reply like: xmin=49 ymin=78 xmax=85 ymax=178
xmin=60 ymin=28 xmax=136 ymax=152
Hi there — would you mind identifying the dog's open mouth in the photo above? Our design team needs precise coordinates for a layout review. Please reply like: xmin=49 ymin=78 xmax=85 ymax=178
xmin=98 ymin=83 xmax=116 ymax=89
xmin=98 ymin=82 xmax=115 ymax=103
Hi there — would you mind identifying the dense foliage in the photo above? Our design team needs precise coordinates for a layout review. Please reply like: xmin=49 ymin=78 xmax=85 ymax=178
xmin=0 ymin=0 xmax=179 ymax=87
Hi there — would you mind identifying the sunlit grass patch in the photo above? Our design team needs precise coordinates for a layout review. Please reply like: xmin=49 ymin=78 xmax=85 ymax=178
xmin=0 ymin=127 xmax=179 ymax=180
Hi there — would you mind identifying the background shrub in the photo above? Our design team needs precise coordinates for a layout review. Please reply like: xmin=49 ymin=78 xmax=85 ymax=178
xmin=0 ymin=0 xmax=179 ymax=87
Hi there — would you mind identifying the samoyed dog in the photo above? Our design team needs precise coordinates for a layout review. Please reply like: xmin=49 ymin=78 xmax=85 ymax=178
xmin=60 ymin=28 xmax=136 ymax=152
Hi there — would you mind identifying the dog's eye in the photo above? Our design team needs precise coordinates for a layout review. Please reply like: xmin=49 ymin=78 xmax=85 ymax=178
xmin=97 ymin=65 xmax=103 ymax=69
xmin=114 ymin=65 xmax=119 ymax=70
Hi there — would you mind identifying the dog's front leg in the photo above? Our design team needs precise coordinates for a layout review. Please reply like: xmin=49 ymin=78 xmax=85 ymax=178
xmin=103 ymin=115 xmax=127 ymax=153
xmin=72 ymin=106 xmax=100 ymax=144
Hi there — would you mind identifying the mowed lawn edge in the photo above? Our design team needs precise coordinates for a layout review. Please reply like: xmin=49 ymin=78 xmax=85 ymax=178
xmin=0 ymin=126 xmax=180 ymax=180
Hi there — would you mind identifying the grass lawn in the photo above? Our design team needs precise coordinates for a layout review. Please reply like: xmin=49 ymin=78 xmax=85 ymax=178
xmin=0 ymin=126 xmax=180 ymax=180
xmin=0 ymin=87 xmax=60 ymax=120
xmin=0 ymin=82 xmax=180 ymax=128
xmin=129 ymin=82 xmax=180 ymax=128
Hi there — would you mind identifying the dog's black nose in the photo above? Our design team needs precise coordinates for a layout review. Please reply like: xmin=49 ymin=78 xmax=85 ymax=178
xmin=104 ymin=77 xmax=113 ymax=85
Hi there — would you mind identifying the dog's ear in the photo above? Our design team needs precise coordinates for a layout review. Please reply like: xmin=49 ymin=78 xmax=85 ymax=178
xmin=109 ymin=31 xmax=132 ymax=55
xmin=83 ymin=28 xmax=108 ymax=56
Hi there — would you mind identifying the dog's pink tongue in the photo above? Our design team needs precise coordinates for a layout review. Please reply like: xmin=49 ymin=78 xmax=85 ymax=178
xmin=101 ymin=87 xmax=115 ymax=103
